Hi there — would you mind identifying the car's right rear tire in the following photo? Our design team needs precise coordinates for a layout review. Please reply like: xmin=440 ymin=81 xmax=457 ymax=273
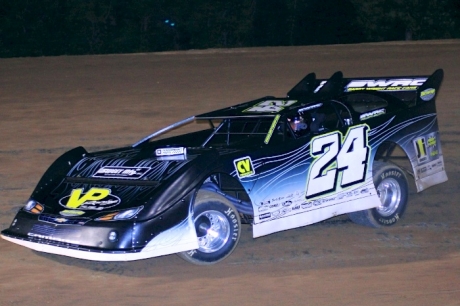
xmin=348 ymin=161 xmax=409 ymax=228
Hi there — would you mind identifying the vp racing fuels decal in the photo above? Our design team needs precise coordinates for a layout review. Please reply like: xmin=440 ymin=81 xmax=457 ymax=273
xmin=59 ymin=188 xmax=121 ymax=210
xmin=306 ymin=124 xmax=370 ymax=199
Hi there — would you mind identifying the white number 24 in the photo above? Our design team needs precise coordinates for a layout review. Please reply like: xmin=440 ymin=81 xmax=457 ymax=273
xmin=306 ymin=125 xmax=370 ymax=199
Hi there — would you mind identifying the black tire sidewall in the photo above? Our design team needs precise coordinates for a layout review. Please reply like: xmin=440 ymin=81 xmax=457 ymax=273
xmin=371 ymin=165 xmax=408 ymax=226
xmin=183 ymin=200 xmax=240 ymax=264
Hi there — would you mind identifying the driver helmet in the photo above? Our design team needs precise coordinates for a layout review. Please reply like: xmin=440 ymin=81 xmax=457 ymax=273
xmin=288 ymin=116 xmax=308 ymax=134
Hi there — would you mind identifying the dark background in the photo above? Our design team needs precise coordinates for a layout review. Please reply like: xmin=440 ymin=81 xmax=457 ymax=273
xmin=1 ymin=0 xmax=459 ymax=58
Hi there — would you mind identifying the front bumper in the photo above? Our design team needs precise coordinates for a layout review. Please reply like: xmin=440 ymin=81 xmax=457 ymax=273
xmin=1 ymin=204 xmax=198 ymax=261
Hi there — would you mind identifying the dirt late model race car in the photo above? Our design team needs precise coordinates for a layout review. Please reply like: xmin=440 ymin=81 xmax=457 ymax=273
xmin=2 ymin=69 xmax=447 ymax=265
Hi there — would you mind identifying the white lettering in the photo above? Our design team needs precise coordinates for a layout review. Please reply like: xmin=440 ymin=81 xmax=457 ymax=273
xmin=346 ymin=78 xmax=427 ymax=91
xmin=224 ymin=207 xmax=234 ymax=216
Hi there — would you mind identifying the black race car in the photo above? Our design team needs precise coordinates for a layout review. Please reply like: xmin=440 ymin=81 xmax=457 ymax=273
xmin=1 ymin=69 xmax=447 ymax=265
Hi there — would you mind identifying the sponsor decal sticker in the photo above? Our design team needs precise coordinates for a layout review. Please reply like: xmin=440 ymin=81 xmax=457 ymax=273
xmin=413 ymin=136 xmax=428 ymax=163
xmin=264 ymin=115 xmax=280 ymax=144
xmin=413 ymin=133 xmax=440 ymax=165
xmin=234 ymin=156 xmax=255 ymax=178
xmin=359 ymin=108 xmax=386 ymax=121
xmin=54 ymin=218 xmax=69 ymax=224
xmin=59 ymin=188 xmax=121 ymax=210
xmin=420 ymin=88 xmax=436 ymax=101
xmin=27 ymin=232 xmax=75 ymax=244
xmin=415 ymin=159 xmax=444 ymax=179
xmin=155 ymin=147 xmax=187 ymax=156
xmin=298 ymin=103 xmax=323 ymax=112
xmin=258 ymin=206 xmax=269 ymax=212
xmin=59 ymin=209 xmax=85 ymax=217
xmin=345 ymin=78 xmax=427 ymax=92
xmin=93 ymin=166 xmax=151 ymax=180
xmin=259 ymin=212 xmax=271 ymax=220
xmin=243 ymin=100 xmax=297 ymax=113
xmin=314 ymin=81 xmax=327 ymax=93
xmin=427 ymin=135 xmax=437 ymax=147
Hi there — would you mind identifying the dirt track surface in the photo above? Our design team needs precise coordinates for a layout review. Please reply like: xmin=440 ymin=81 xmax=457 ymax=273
xmin=1 ymin=41 xmax=460 ymax=305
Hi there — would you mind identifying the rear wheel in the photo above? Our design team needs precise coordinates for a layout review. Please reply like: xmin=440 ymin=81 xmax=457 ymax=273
xmin=348 ymin=161 xmax=408 ymax=227
xmin=178 ymin=190 xmax=241 ymax=265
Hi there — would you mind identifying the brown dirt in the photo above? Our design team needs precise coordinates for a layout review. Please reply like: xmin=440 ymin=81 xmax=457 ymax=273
xmin=1 ymin=40 xmax=460 ymax=305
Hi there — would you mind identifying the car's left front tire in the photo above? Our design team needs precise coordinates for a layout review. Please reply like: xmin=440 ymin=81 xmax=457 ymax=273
xmin=178 ymin=190 xmax=241 ymax=265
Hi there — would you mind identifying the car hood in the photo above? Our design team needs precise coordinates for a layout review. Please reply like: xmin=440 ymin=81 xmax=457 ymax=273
xmin=34 ymin=145 xmax=220 ymax=219
xmin=68 ymin=146 xmax=194 ymax=183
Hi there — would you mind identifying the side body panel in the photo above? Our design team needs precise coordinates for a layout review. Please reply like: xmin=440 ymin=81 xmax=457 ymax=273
xmin=230 ymin=124 xmax=380 ymax=238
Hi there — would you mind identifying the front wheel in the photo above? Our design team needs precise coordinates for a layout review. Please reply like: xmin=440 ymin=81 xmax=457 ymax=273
xmin=178 ymin=190 xmax=241 ymax=265
xmin=348 ymin=161 xmax=409 ymax=228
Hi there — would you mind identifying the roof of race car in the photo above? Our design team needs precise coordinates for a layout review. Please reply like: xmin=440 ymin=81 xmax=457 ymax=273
xmin=195 ymin=97 xmax=301 ymax=119
xmin=196 ymin=71 xmax=343 ymax=119
xmin=196 ymin=70 xmax=442 ymax=120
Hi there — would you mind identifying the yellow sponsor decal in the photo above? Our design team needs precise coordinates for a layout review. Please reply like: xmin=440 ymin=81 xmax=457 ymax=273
xmin=234 ymin=156 xmax=255 ymax=178
xmin=428 ymin=135 xmax=437 ymax=147
xmin=415 ymin=138 xmax=427 ymax=158
xmin=413 ymin=136 xmax=428 ymax=163
xmin=59 ymin=209 xmax=85 ymax=217
xmin=264 ymin=115 xmax=281 ymax=144
xmin=66 ymin=188 xmax=111 ymax=209
xmin=348 ymin=86 xmax=417 ymax=91
xmin=420 ymin=88 xmax=436 ymax=101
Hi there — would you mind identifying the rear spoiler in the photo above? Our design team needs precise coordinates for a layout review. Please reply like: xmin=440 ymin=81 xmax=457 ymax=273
xmin=288 ymin=69 xmax=444 ymax=104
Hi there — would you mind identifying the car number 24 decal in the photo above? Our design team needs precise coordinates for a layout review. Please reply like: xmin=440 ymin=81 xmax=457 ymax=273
xmin=306 ymin=125 xmax=370 ymax=199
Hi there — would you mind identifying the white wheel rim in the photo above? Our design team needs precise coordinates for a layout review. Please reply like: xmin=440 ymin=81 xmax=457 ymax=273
xmin=194 ymin=210 xmax=230 ymax=253
xmin=376 ymin=177 xmax=401 ymax=217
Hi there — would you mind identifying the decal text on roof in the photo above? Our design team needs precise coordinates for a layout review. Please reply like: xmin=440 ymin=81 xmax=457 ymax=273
xmin=243 ymin=100 xmax=297 ymax=113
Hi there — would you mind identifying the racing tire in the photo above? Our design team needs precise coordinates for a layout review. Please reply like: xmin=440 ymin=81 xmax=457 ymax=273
xmin=178 ymin=190 xmax=241 ymax=265
xmin=348 ymin=161 xmax=408 ymax=228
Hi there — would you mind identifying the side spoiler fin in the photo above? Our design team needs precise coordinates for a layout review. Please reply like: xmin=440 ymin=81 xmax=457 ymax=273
xmin=313 ymin=71 xmax=343 ymax=100
xmin=287 ymin=71 xmax=343 ymax=101
xmin=287 ymin=72 xmax=316 ymax=99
